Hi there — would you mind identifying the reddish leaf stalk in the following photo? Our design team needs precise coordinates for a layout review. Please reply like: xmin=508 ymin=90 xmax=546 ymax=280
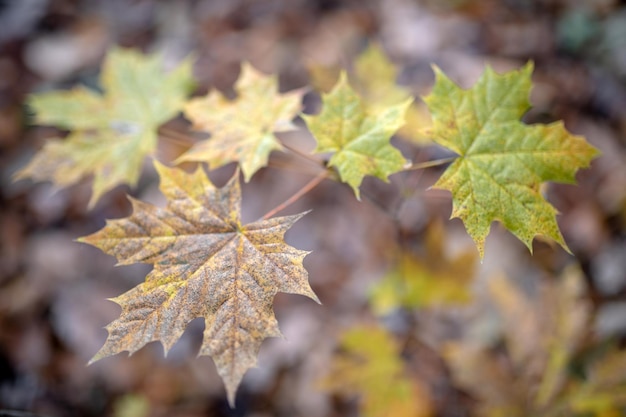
xmin=281 ymin=142 xmax=325 ymax=166
xmin=158 ymin=126 xmax=197 ymax=146
xmin=261 ymin=169 xmax=329 ymax=220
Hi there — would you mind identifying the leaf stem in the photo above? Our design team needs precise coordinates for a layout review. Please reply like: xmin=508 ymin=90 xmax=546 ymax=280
xmin=281 ymin=142 xmax=325 ymax=166
xmin=158 ymin=126 xmax=197 ymax=146
xmin=261 ymin=169 xmax=329 ymax=220
xmin=405 ymin=157 xmax=456 ymax=170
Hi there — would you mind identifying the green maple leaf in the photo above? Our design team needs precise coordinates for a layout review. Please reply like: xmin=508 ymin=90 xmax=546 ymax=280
xmin=424 ymin=62 xmax=599 ymax=257
xmin=78 ymin=162 xmax=318 ymax=406
xmin=304 ymin=73 xmax=411 ymax=199
xmin=177 ymin=63 xmax=304 ymax=181
xmin=15 ymin=47 xmax=194 ymax=208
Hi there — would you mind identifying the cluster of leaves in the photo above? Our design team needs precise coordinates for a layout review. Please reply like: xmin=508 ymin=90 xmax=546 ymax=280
xmin=327 ymin=267 xmax=626 ymax=417
xmin=16 ymin=45 xmax=599 ymax=406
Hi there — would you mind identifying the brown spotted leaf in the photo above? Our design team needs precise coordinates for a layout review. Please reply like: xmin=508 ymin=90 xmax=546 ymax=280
xmin=78 ymin=161 xmax=319 ymax=406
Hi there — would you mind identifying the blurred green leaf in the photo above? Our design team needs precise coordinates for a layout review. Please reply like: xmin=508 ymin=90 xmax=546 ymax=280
xmin=15 ymin=47 xmax=194 ymax=208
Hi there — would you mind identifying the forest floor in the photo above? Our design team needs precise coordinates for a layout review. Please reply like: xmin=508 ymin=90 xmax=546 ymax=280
xmin=1 ymin=1 xmax=626 ymax=416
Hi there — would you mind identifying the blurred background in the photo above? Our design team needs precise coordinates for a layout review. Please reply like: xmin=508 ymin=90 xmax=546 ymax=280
xmin=1 ymin=0 xmax=626 ymax=416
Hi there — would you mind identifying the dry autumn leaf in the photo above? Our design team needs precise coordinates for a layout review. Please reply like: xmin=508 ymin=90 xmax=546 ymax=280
xmin=178 ymin=63 xmax=304 ymax=181
xmin=78 ymin=162 xmax=319 ymax=406
xmin=424 ymin=63 xmax=599 ymax=257
xmin=15 ymin=47 xmax=194 ymax=208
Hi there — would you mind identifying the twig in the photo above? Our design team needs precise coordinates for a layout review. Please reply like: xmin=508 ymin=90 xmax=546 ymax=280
xmin=158 ymin=126 xmax=197 ymax=146
xmin=405 ymin=157 xmax=456 ymax=170
xmin=281 ymin=142 xmax=325 ymax=166
xmin=260 ymin=170 xmax=329 ymax=220
xmin=267 ymin=158 xmax=330 ymax=177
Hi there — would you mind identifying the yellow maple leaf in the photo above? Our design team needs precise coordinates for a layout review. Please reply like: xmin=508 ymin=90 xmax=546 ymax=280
xmin=178 ymin=63 xmax=304 ymax=181
xmin=322 ymin=325 xmax=432 ymax=417
xmin=309 ymin=43 xmax=432 ymax=144
xmin=78 ymin=162 xmax=319 ymax=406
xmin=352 ymin=43 xmax=409 ymax=107
xmin=15 ymin=47 xmax=194 ymax=208
xmin=370 ymin=220 xmax=477 ymax=314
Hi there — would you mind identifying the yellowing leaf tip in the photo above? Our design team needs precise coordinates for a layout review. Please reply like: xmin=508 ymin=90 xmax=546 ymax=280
xmin=152 ymin=159 xmax=172 ymax=174
xmin=429 ymin=64 xmax=448 ymax=83
xmin=237 ymin=62 xmax=262 ymax=85
xmin=332 ymin=71 xmax=350 ymax=91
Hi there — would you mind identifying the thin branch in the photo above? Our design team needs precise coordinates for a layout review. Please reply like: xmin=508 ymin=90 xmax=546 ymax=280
xmin=267 ymin=158 xmax=329 ymax=177
xmin=281 ymin=142 xmax=325 ymax=166
xmin=261 ymin=170 xmax=329 ymax=220
xmin=405 ymin=157 xmax=456 ymax=171
xmin=158 ymin=126 xmax=197 ymax=146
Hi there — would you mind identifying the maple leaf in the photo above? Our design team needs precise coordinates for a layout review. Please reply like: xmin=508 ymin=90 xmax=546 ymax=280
xmin=352 ymin=43 xmax=410 ymax=107
xmin=423 ymin=62 xmax=599 ymax=257
xmin=177 ymin=63 xmax=304 ymax=181
xmin=353 ymin=44 xmax=433 ymax=145
xmin=303 ymin=72 xmax=411 ymax=199
xmin=15 ymin=47 xmax=194 ymax=208
xmin=370 ymin=220 xmax=477 ymax=314
xmin=78 ymin=162 xmax=319 ymax=406
xmin=322 ymin=325 xmax=432 ymax=417
xmin=308 ymin=44 xmax=431 ymax=144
